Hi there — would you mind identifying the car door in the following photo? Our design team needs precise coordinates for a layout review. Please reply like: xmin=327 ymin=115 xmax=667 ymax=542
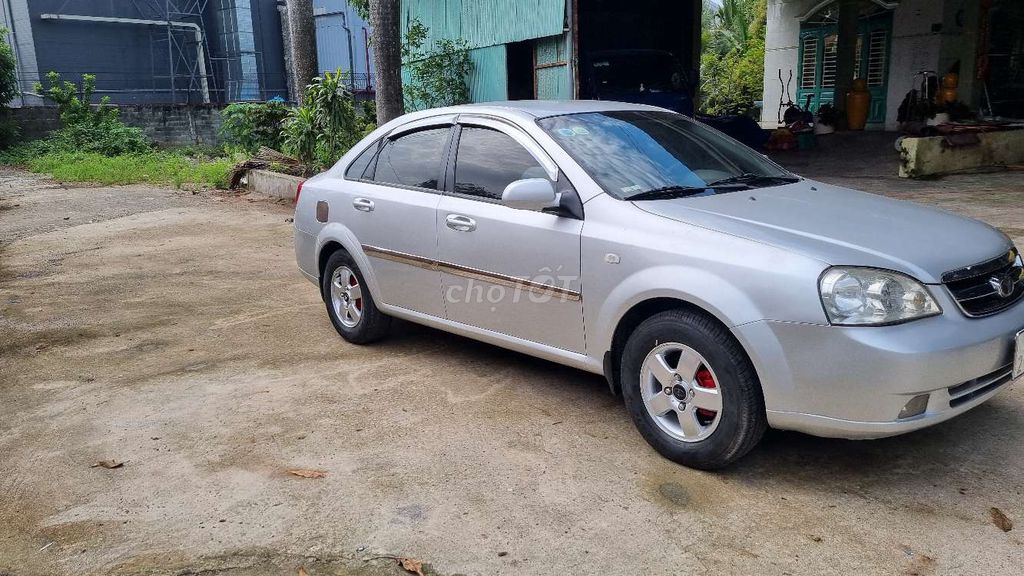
xmin=437 ymin=117 xmax=585 ymax=352
xmin=339 ymin=117 xmax=453 ymax=318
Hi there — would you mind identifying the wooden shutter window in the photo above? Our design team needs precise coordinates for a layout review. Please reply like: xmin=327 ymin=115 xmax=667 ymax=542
xmin=867 ymin=30 xmax=887 ymax=87
xmin=800 ymin=36 xmax=818 ymax=89
xmin=821 ymin=34 xmax=837 ymax=88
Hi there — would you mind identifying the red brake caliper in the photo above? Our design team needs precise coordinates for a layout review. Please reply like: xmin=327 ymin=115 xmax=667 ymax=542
xmin=695 ymin=367 xmax=717 ymax=421
xmin=349 ymin=276 xmax=362 ymax=310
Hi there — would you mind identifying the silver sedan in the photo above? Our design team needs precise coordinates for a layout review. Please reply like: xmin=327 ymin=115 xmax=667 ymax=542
xmin=294 ymin=101 xmax=1024 ymax=469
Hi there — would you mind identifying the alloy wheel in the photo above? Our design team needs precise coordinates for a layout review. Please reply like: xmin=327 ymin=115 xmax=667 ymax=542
xmin=330 ymin=266 xmax=363 ymax=328
xmin=639 ymin=342 xmax=723 ymax=442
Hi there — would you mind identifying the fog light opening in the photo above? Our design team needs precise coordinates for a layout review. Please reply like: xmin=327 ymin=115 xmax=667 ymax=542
xmin=898 ymin=394 xmax=930 ymax=420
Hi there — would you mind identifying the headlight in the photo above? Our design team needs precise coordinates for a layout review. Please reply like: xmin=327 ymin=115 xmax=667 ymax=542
xmin=819 ymin=267 xmax=941 ymax=326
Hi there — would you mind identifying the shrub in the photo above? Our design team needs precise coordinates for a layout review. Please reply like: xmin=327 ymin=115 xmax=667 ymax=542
xmin=0 ymin=112 xmax=18 ymax=149
xmin=282 ymin=70 xmax=375 ymax=170
xmin=0 ymin=27 xmax=17 ymax=106
xmin=402 ymin=18 xmax=472 ymax=110
xmin=1 ymin=28 xmax=20 ymax=150
xmin=33 ymin=72 xmax=150 ymax=156
xmin=220 ymin=100 xmax=291 ymax=153
xmin=282 ymin=106 xmax=317 ymax=166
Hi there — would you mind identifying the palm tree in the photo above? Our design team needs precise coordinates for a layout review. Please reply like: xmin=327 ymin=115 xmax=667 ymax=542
xmin=348 ymin=0 xmax=405 ymax=124
xmin=286 ymin=0 xmax=318 ymax=104
xmin=705 ymin=0 xmax=765 ymax=56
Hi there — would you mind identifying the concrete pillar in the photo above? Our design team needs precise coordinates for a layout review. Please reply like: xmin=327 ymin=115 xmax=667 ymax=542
xmin=832 ymin=0 xmax=860 ymax=125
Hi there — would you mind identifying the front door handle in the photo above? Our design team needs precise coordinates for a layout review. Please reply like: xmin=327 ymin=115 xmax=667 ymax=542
xmin=445 ymin=214 xmax=476 ymax=232
xmin=353 ymin=197 xmax=374 ymax=212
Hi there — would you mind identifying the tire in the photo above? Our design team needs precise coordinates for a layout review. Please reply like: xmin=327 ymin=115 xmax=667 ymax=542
xmin=620 ymin=308 xmax=767 ymax=470
xmin=321 ymin=250 xmax=391 ymax=344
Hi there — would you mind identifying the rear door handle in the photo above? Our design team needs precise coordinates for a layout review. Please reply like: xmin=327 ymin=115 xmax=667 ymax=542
xmin=445 ymin=214 xmax=476 ymax=232
xmin=353 ymin=197 xmax=374 ymax=212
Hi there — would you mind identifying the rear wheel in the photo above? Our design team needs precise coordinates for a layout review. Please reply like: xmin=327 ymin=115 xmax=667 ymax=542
xmin=620 ymin=309 xmax=766 ymax=469
xmin=322 ymin=250 xmax=390 ymax=344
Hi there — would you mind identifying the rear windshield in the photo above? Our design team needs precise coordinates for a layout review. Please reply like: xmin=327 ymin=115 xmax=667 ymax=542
xmin=537 ymin=111 xmax=792 ymax=200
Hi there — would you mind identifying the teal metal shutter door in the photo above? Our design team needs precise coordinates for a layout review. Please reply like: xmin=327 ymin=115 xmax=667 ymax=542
xmin=468 ymin=45 xmax=508 ymax=102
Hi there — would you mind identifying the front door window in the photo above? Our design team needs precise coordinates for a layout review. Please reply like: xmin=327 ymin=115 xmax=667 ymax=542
xmin=454 ymin=127 xmax=547 ymax=200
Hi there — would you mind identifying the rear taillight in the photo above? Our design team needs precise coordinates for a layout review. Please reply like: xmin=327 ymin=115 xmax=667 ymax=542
xmin=295 ymin=180 xmax=304 ymax=203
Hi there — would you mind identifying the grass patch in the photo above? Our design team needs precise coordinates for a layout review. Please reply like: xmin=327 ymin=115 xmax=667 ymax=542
xmin=19 ymin=151 xmax=235 ymax=189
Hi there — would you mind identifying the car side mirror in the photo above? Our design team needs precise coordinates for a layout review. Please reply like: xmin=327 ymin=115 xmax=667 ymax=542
xmin=501 ymin=178 xmax=560 ymax=211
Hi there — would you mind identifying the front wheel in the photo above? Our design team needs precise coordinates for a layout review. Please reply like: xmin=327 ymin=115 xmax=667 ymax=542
xmin=620 ymin=309 xmax=767 ymax=469
xmin=321 ymin=250 xmax=390 ymax=344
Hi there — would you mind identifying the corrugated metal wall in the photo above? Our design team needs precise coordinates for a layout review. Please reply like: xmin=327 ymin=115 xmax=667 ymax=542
xmin=314 ymin=0 xmax=374 ymax=91
xmin=467 ymin=45 xmax=507 ymax=102
xmin=401 ymin=0 xmax=565 ymax=52
xmin=21 ymin=0 xmax=286 ymax=104
xmin=401 ymin=0 xmax=566 ymax=104
xmin=534 ymin=34 xmax=569 ymax=99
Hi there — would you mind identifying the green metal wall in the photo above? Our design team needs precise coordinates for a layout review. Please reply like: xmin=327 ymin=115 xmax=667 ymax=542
xmin=402 ymin=0 xmax=566 ymax=104
xmin=401 ymin=0 xmax=566 ymax=51
xmin=467 ymin=45 xmax=508 ymax=102
xmin=534 ymin=35 xmax=569 ymax=100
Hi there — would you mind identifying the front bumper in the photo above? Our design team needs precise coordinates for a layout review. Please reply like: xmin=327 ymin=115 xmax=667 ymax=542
xmin=733 ymin=288 xmax=1024 ymax=439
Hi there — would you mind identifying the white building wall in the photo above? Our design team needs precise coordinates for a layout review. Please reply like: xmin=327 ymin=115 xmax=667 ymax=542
xmin=762 ymin=0 xmax=958 ymax=130
xmin=761 ymin=0 xmax=809 ymax=127
xmin=885 ymin=1 xmax=945 ymax=130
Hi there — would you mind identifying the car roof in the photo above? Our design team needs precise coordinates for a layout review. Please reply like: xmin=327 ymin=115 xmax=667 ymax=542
xmin=462 ymin=99 xmax=665 ymax=118
xmin=404 ymin=100 xmax=667 ymax=122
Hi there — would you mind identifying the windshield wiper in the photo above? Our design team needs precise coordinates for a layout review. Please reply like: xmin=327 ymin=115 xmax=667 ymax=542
xmin=705 ymin=173 xmax=800 ymax=187
xmin=624 ymin=183 xmax=748 ymax=201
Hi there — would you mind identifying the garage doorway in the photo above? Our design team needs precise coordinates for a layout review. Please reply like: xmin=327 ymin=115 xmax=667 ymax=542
xmin=574 ymin=0 xmax=699 ymax=112
xmin=506 ymin=40 xmax=535 ymax=100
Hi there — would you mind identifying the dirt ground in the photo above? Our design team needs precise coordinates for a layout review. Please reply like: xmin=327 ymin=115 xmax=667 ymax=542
xmin=1 ymin=139 xmax=1023 ymax=576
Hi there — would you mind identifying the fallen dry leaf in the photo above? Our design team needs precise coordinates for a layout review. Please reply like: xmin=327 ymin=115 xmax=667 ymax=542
xmin=991 ymin=507 xmax=1014 ymax=532
xmin=91 ymin=459 xmax=124 ymax=469
xmin=297 ymin=567 xmax=308 ymax=576
xmin=287 ymin=469 xmax=326 ymax=479
xmin=398 ymin=557 xmax=425 ymax=576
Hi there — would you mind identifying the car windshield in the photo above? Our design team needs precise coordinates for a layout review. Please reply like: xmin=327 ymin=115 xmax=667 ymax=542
xmin=537 ymin=111 xmax=796 ymax=200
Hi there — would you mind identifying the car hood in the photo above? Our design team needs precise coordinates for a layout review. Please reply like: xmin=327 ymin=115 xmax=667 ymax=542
xmin=634 ymin=180 xmax=1011 ymax=283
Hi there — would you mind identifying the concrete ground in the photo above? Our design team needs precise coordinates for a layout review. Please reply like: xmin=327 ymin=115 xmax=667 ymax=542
xmin=1 ymin=137 xmax=1022 ymax=576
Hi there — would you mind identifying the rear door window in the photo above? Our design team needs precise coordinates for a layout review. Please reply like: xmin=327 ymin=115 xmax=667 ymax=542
xmin=369 ymin=128 xmax=450 ymax=190
xmin=344 ymin=140 xmax=379 ymax=179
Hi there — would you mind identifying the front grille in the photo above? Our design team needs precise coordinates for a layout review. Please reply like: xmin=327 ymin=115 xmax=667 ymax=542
xmin=947 ymin=364 xmax=1013 ymax=408
xmin=943 ymin=248 xmax=1024 ymax=317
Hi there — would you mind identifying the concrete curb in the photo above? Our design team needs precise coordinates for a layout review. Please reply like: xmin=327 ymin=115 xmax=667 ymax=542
xmin=245 ymin=169 xmax=306 ymax=202
xmin=899 ymin=130 xmax=1024 ymax=178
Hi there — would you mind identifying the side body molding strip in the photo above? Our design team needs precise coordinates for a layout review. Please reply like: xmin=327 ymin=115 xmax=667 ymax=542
xmin=362 ymin=244 xmax=582 ymax=302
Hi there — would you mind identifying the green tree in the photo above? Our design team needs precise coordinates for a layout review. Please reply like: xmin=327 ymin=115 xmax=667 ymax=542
xmin=699 ymin=0 xmax=766 ymax=115
xmin=0 ymin=28 xmax=20 ymax=148
xmin=0 ymin=28 xmax=17 ymax=105
xmin=349 ymin=0 xmax=369 ymax=20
